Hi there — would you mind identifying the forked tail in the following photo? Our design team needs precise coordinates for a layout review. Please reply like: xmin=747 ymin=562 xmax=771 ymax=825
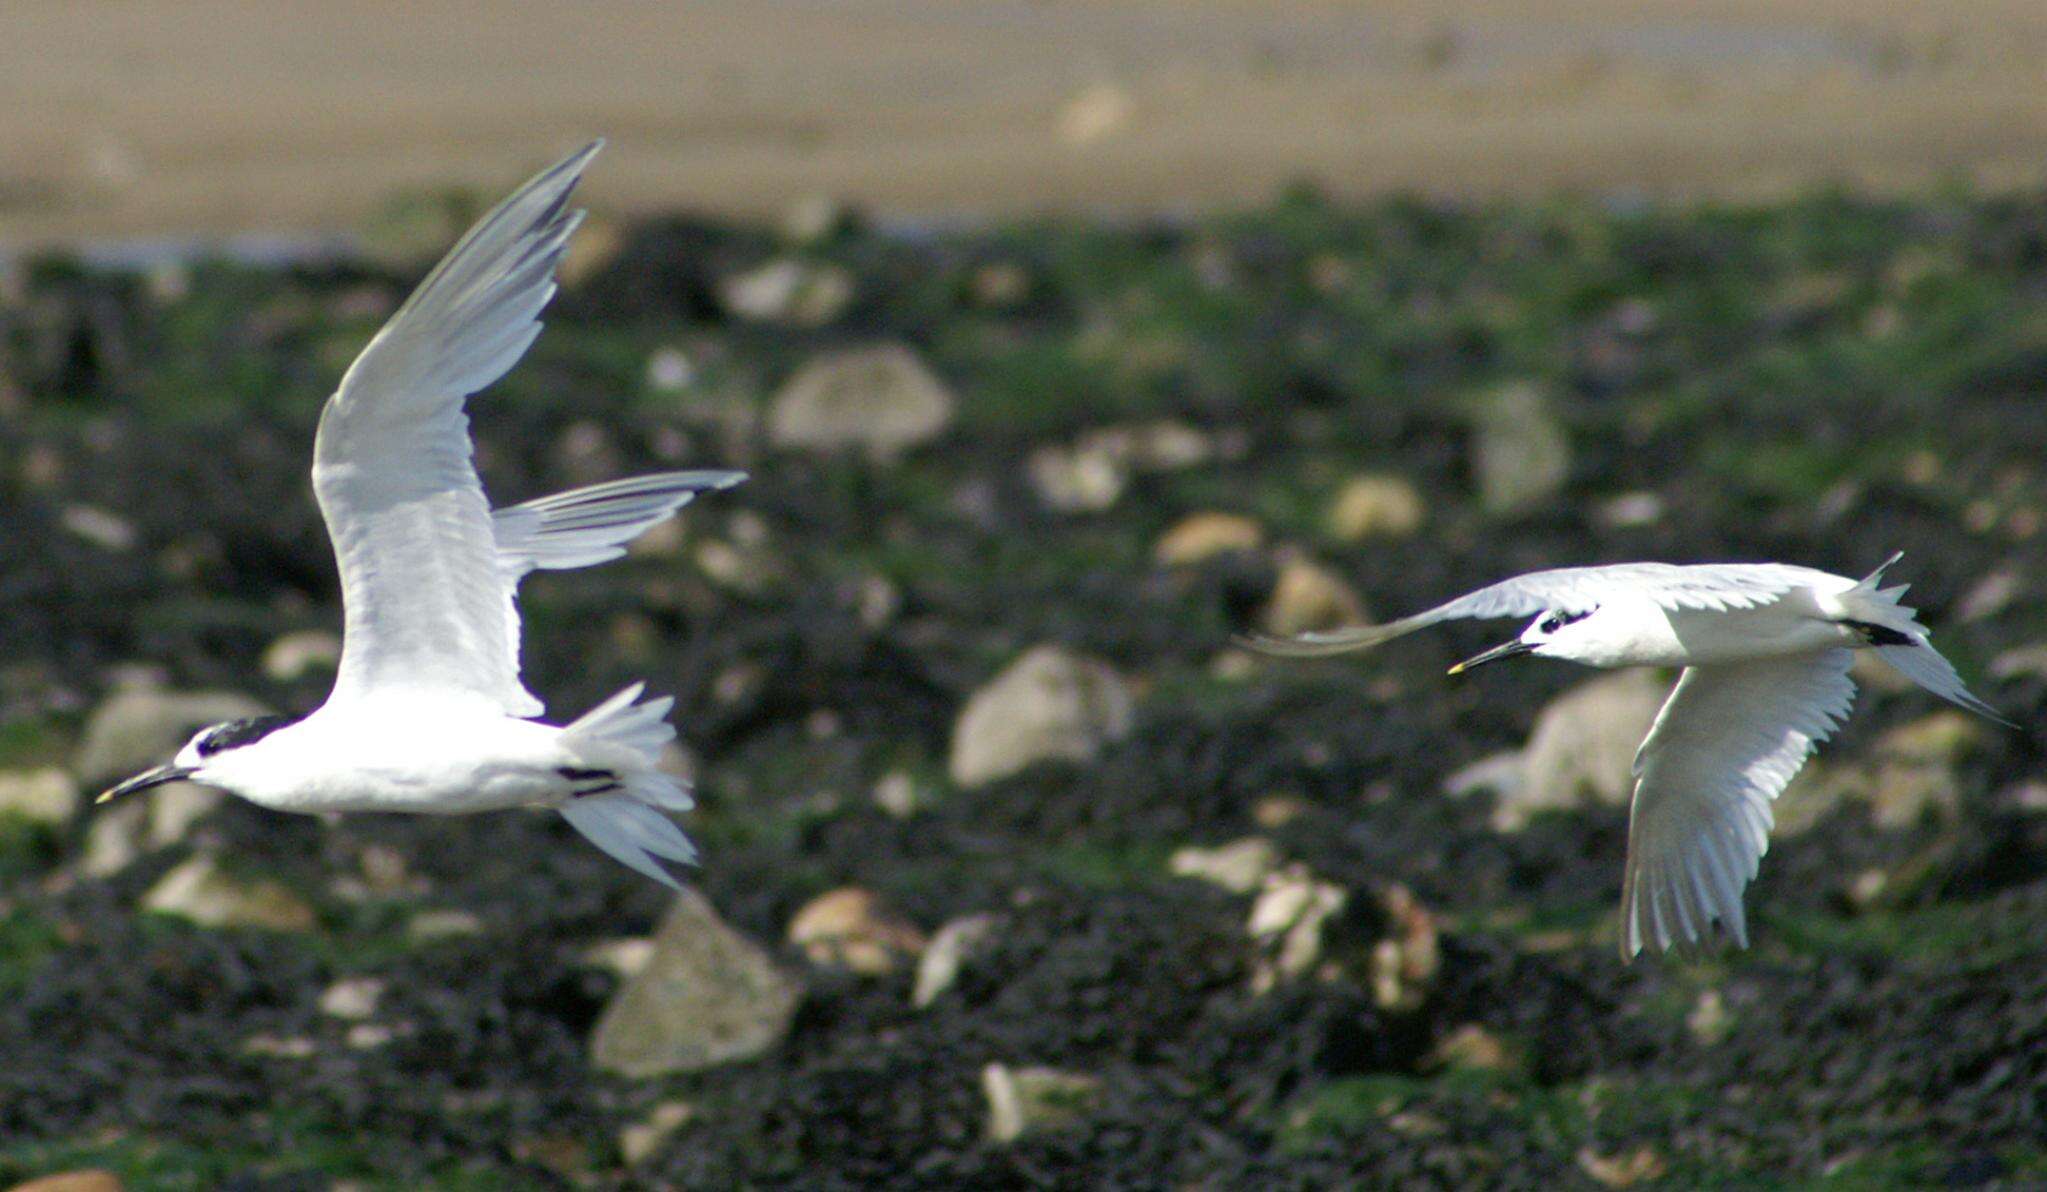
xmin=556 ymin=683 xmax=698 ymax=886
xmin=1849 ymin=553 xmax=2013 ymax=726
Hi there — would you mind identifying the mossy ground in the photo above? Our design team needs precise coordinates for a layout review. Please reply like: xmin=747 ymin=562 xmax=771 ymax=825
xmin=1 ymin=188 xmax=2044 ymax=1188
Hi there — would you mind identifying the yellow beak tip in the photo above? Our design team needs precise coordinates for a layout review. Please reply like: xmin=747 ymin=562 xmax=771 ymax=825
xmin=94 ymin=790 xmax=116 ymax=805
xmin=1445 ymin=663 xmax=1466 ymax=676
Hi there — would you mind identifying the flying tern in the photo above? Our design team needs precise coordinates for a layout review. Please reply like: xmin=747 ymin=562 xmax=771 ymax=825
xmin=1246 ymin=555 xmax=2010 ymax=959
xmin=102 ymin=142 xmax=738 ymax=887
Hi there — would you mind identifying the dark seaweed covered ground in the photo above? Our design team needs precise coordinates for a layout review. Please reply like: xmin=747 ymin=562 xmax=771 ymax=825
xmin=2 ymin=187 xmax=2046 ymax=1188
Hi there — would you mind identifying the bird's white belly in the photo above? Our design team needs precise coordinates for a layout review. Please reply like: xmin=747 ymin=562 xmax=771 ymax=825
xmin=1622 ymin=598 xmax=1856 ymax=667
xmin=226 ymin=709 xmax=575 ymax=815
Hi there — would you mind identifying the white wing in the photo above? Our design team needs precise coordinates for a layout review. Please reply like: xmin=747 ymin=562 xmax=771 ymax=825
xmin=1244 ymin=562 xmax=1835 ymax=658
xmin=1619 ymin=649 xmax=1857 ymax=959
xmin=314 ymin=142 xmax=601 ymax=715
xmin=493 ymin=470 xmax=746 ymax=581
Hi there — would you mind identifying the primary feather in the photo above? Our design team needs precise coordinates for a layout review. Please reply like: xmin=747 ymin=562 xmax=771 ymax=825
xmin=315 ymin=141 xmax=602 ymax=716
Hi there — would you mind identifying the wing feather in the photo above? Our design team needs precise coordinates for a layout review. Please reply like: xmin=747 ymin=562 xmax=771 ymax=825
xmin=1619 ymin=649 xmax=1858 ymax=960
xmin=1244 ymin=562 xmax=1831 ymax=658
xmin=493 ymin=470 xmax=747 ymax=580
xmin=314 ymin=142 xmax=603 ymax=714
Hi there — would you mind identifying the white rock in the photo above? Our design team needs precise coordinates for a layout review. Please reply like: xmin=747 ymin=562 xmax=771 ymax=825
xmin=1443 ymin=752 xmax=1526 ymax=803
xmin=1085 ymin=421 xmax=1215 ymax=472
xmin=80 ymin=800 xmax=148 ymax=877
xmin=1495 ymin=670 xmax=1670 ymax=832
xmin=786 ymin=887 xmax=927 ymax=977
xmin=1168 ymin=837 xmax=1282 ymax=894
xmin=1370 ymin=884 xmax=1440 ymax=1013
xmin=0 ymin=768 xmax=78 ymax=827
xmin=590 ymin=889 xmax=804 ymax=1078
xmin=912 ymin=913 xmax=1003 ymax=1008
xmin=318 ymin=977 xmax=386 ymax=1021
xmin=872 ymin=771 xmax=928 ymax=819
xmin=619 ymin=1100 xmax=696 ymax=1166
xmin=1258 ymin=555 xmax=1368 ymax=638
xmin=1593 ymin=492 xmax=1665 ymax=529
xmin=1247 ymin=865 xmax=1348 ymax=993
xmin=982 ymin=1063 xmax=1103 ymax=1143
xmin=346 ymin=1023 xmax=398 ymax=1050
xmin=1026 ymin=442 xmax=1128 ymax=513
xmin=1471 ymin=381 xmax=1570 ymax=515
xmin=644 ymin=346 xmax=695 ymax=393
xmin=581 ymin=937 xmax=656 ymax=979
xmin=1154 ymin=513 xmax=1264 ymax=566
xmin=148 ymin=782 xmax=226 ymax=848
xmin=142 ymin=854 xmax=316 ymax=932
xmin=949 ymin=647 xmax=1136 ymax=788
xmin=261 ymin=631 xmax=341 ymax=682
xmin=767 ymin=345 xmax=953 ymax=459
xmin=719 ymin=258 xmax=853 ymax=327
xmin=59 ymin=505 xmax=137 ymax=552
xmin=1326 ymin=475 xmax=1425 ymax=541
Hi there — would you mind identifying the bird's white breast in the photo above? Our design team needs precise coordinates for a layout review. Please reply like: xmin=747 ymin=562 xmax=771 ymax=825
xmin=1584 ymin=588 xmax=1859 ymax=668
xmin=205 ymin=699 xmax=574 ymax=815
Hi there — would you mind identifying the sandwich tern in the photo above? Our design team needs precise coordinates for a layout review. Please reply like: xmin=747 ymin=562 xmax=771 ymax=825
xmin=1246 ymin=555 xmax=2009 ymax=959
xmin=101 ymin=142 xmax=740 ymax=887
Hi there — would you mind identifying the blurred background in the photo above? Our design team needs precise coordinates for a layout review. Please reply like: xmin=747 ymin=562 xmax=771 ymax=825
xmin=2 ymin=3 xmax=2045 ymax=1188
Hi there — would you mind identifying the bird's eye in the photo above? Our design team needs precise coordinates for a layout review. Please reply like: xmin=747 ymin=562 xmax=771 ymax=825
xmin=1541 ymin=608 xmax=1593 ymax=634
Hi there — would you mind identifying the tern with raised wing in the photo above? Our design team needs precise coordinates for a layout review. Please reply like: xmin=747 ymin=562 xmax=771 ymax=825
xmin=1246 ymin=555 xmax=2009 ymax=959
xmin=101 ymin=142 xmax=739 ymax=886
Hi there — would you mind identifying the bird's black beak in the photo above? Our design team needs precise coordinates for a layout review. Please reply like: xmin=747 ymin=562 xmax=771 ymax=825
xmin=1447 ymin=638 xmax=1534 ymax=675
xmin=97 ymin=764 xmax=196 ymax=804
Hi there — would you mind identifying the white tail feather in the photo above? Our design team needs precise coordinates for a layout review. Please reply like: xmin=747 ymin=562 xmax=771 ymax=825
xmin=1874 ymin=644 xmax=2014 ymax=726
xmin=559 ymin=795 xmax=696 ymax=888
xmin=557 ymin=683 xmax=698 ymax=884
xmin=1846 ymin=554 xmax=2010 ymax=725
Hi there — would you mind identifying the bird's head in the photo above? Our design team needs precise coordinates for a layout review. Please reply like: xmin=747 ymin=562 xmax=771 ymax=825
xmin=1448 ymin=607 xmax=1599 ymax=674
xmin=98 ymin=714 xmax=300 ymax=804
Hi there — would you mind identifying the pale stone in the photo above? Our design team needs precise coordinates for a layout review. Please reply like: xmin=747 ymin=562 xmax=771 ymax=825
xmin=590 ymin=889 xmax=803 ymax=1078
xmin=949 ymin=647 xmax=1135 ymax=788
xmin=261 ymin=630 xmax=341 ymax=682
xmin=787 ymin=887 xmax=927 ymax=977
xmin=1258 ymin=555 xmax=1367 ymax=638
xmin=982 ymin=1063 xmax=1103 ymax=1143
xmin=1424 ymin=1024 xmax=1523 ymax=1074
xmin=767 ymin=344 xmax=954 ymax=459
xmin=581 ymin=938 xmax=655 ymax=979
xmin=0 ymin=768 xmax=78 ymax=827
xmin=1026 ymin=442 xmax=1128 ymax=513
xmin=1248 ymin=865 xmax=1348 ymax=993
xmin=1471 ymin=381 xmax=1570 ymax=515
xmin=913 ymin=913 xmax=1003 ymax=1008
xmin=1326 ymin=475 xmax=1424 ymax=541
xmin=1496 ymin=670 xmax=1670 ymax=832
xmin=1369 ymin=884 xmax=1439 ymax=1013
xmin=719 ymin=258 xmax=853 ymax=327
xmin=1168 ymin=836 xmax=1282 ymax=895
xmin=1154 ymin=512 xmax=1264 ymax=566
xmin=318 ymin=977 xmax=385 ymax=1021
xmin=619 ymin=1100 xmax=696 ymax=1166
xmin=142 ymin=855 xmax=316 ymax=932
